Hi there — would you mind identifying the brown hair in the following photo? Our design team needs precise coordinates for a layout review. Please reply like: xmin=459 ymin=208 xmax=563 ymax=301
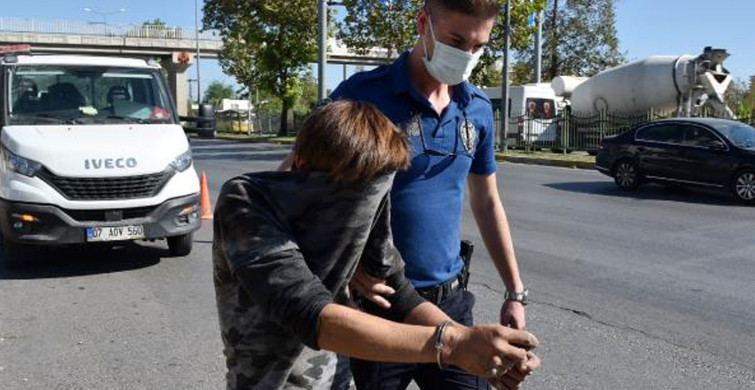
xmin=293 ymin=100 xmax=410 ymax=182
xmin=425 ymin=0 xmax=500 ymax=19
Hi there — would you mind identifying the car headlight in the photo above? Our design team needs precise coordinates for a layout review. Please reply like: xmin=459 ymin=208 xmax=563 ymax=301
xmin=1 ymin=145 xmax=42 ymax=177
xmin=170 ymin=150 xmax=193 ymax=172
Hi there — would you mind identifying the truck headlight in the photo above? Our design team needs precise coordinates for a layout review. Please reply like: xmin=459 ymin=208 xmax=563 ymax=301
xmin=1 ymin=145 xmax=42 ymax=177
xmin=170 ymin=150 xmax=192 ymax=172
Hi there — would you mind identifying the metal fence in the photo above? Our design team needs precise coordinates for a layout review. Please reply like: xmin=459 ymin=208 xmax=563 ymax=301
xmin=495 ymin=108 xmax=754 ymax=154
xmin=245 ymin=112 xmax=309 ymax=136
xmin=0 ymin=17 xmax=221 ymax=41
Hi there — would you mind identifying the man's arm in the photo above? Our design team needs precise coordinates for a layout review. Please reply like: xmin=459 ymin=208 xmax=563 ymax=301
xmin=467 ymin=172 xmax=526 ymax=329
xmin=317 ymin=303 xmax=539 ymax=378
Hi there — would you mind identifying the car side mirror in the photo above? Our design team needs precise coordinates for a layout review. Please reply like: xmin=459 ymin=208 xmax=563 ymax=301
xmin=708 ymin=140 xmax=726 ymax=150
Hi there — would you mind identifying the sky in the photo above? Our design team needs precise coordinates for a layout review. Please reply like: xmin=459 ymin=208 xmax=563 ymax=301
xmin=2 ymin=0 xmax=753 ymax=97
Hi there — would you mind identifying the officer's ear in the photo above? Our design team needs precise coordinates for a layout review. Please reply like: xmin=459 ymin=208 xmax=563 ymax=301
xmin=417 ymin=8 xmax=430 ymax=38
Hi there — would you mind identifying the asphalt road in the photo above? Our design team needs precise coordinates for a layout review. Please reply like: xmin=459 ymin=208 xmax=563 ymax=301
xmin=1 ymin=138 xmax=754 ymax=389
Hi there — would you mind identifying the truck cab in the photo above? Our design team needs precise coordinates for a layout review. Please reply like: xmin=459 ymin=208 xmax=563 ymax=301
xmin=0 ymin=53 xmax=201 ymax=267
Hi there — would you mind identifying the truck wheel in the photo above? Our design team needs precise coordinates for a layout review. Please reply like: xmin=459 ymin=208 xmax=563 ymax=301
xmin=167 ymin=233 xmax=193 ymax=257
xmin=1 ymin=240 xmax=27 ymax=269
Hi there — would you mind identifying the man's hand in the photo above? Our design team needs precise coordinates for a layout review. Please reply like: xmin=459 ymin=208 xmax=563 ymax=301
xmin=443 ymin=324 xmax=539 ymax=380
xmin=500 ymin=300 xmax=526 ymax=329
xmin=349 ymin=265 xmax=395 ymax=309
xmin=487 ymin=351 xmax=541 ymax=390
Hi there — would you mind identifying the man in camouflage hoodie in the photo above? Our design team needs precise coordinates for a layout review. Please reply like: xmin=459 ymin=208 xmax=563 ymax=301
xmin=213 ymin=101 xmax=540 ymax=390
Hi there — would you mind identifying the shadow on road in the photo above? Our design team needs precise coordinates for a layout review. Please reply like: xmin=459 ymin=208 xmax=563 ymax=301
xmin=0 ymin=242 xmax=163 ymax=280
xmin=192 ymin=151 xmax=289 ymax=162
xmin=545 ymin=181 xmax=739 ymax=206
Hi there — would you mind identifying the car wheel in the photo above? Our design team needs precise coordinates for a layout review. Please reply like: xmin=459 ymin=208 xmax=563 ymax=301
xmin=732 ymin=170 xmax=755 ymax=203
xmin=613 ymin=159 xmax=641 ymax=190
xmin=167 ymin=233 xmax=193 ymax=257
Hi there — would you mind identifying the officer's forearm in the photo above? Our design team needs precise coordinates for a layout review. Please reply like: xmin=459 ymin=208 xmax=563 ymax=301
xmin=468 ymin=174 xmax=524 ymax=292
xmin=402 ymin=301 xmax=453 ymax=326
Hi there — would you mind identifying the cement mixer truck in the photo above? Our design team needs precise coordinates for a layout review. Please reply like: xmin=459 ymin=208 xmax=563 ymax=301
xmin=552 ymin=46 xmax=736 ymax=152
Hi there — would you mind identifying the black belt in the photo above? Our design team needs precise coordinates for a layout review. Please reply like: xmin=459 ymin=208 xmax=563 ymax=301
xmin=416 ymin=275 xmax=463 ymax=305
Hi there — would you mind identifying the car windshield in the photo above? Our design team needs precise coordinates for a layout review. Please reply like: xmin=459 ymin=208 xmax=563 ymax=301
xmin=7 ymin=65 xmax=175 ymax=126
xmin=713 ymin=122 xmax=755 ymax=149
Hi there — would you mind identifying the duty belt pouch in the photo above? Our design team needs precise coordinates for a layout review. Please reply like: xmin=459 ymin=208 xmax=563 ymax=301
xmin=459 ymin=240 xmax=474 ymax=290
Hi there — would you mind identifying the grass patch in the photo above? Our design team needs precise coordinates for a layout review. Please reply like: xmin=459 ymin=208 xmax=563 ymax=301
xmin=499 ymin=149 xmax=595 ymax=163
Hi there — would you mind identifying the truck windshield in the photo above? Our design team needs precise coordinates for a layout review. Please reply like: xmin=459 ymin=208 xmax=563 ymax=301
xmin=7 ymin=65 xmax=175 ymax=125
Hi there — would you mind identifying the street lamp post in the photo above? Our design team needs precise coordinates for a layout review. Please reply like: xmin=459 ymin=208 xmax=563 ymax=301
xmin=82 ymin=7 xmax=126 ymax=25
xmin=501 ymin=1 xmax=511 ymax=152
xmin=317 ymin=0 xmax=328 ymax=100
xmin=195 ymin=0 xmax=202 ymax=106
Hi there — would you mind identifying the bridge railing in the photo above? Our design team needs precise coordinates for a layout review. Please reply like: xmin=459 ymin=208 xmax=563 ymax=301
xmin=0 ymin=17 xmax=221 ymax=41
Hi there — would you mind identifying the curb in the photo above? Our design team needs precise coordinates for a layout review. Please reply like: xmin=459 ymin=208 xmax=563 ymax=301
xmin=495 ymin=154 xmax=595 ymax=170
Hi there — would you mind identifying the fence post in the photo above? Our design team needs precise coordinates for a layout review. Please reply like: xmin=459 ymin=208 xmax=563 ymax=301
xmin=562 ymin=110 xmax=569 ymax=154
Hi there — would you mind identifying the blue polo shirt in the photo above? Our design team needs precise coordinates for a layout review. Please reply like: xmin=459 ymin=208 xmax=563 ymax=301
xmin=331 ymin=51 xmax=497 ymax=288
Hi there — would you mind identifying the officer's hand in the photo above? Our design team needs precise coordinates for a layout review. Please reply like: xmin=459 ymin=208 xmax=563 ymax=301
xmin=349 ymin=265 xmax=395 ymax=309
xmin=500 ymin=301 xmax=526 ymax=330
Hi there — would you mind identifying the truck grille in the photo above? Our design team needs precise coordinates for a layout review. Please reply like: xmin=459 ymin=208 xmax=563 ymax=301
xmin=38 ymin=169 xmax=174 ymax=201
xmin=64 ymin=205 xmax=158 ymax=222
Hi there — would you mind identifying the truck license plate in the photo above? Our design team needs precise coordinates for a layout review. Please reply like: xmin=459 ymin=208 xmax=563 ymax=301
xmin=86 ymin=225 xmax=145 ymax=242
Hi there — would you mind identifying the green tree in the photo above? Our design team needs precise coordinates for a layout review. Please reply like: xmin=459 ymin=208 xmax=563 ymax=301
xmin=726 ymin=78 xmax=753 ymax=121
xmin=204 ymin=0 xmax=319 ymax=136
xmin=337 ymin=0 xmax=547 ymax=87
xmin=516 ymin=0 xmax=625 ymax=82
xmin=203 ymin=81 xmax=236 ymax=108
xmin=142 ymin=18 xmax=166 ymax=27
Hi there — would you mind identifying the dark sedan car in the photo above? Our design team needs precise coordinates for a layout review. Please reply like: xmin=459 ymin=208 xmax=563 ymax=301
xmin=596 ymin=118 xmax=755 ymax=202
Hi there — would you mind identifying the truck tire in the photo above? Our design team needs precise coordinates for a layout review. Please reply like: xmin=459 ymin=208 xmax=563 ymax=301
xmin=167 ymin=233 xmax=193 ymax=257
xmin=1 ymin=240 xmax=27 ymax=269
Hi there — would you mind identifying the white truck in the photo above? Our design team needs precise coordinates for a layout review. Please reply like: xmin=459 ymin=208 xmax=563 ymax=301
xmin=552 ymin=47 xmax=736 ymax=152
xmin=482 ymin=83 xmax=561 ymax=146
xmin=0 ymin=51 xmax=201 ymax=267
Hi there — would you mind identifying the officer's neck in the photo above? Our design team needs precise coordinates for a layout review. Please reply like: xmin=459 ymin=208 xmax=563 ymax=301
xmin=408 ymin=46 xmax=452 ymax=116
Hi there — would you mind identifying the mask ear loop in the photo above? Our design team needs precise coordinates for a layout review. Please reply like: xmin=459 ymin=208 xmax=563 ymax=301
xmin=422 ymin=14 xmax=437 ymax=61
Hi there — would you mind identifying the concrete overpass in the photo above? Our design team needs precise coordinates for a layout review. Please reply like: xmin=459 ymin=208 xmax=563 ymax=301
xmin=0 ymin=17 xmax=395 ymax=115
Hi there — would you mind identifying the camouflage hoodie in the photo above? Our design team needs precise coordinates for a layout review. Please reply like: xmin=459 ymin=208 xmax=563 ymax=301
xmin=213 ymin=171 xmax=424 ymax=389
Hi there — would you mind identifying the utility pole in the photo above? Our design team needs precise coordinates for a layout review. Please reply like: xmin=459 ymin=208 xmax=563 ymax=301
xmin=195 ymin=0 xmax=202 ymax=105
xmin=318 ymin=0 xmax=328 ymax=100
xmin=501 ymin=0 xmax=511 ymax=152
xmin=534 ymin=10 xmax=543 ymax=83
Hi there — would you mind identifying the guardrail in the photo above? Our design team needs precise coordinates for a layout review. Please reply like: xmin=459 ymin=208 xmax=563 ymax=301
xmin=0 ymin=17 xmax=221 ymax=41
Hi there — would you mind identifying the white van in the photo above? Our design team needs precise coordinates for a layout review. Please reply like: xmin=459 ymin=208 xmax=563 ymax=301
xmin=0 ymin=53 xmax=201 ymax=267
xmin=483 ymin=84 xmax=560 ymax=146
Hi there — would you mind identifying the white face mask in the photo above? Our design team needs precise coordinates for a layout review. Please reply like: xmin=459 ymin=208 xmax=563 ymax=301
xmin=422 ymin=17 xmax=484 ymax=85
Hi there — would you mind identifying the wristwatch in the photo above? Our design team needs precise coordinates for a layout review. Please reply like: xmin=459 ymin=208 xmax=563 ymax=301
xmin=504 ymin=289 xmax=529 ymax=306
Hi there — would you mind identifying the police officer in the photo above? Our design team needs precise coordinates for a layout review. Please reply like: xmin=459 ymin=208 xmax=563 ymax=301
xmin=280 ymin=0 xmax=536 ymax=388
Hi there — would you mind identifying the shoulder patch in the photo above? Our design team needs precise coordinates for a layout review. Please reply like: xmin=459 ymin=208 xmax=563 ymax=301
xmin=343 ymin=64 xmax=391 ymax=88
